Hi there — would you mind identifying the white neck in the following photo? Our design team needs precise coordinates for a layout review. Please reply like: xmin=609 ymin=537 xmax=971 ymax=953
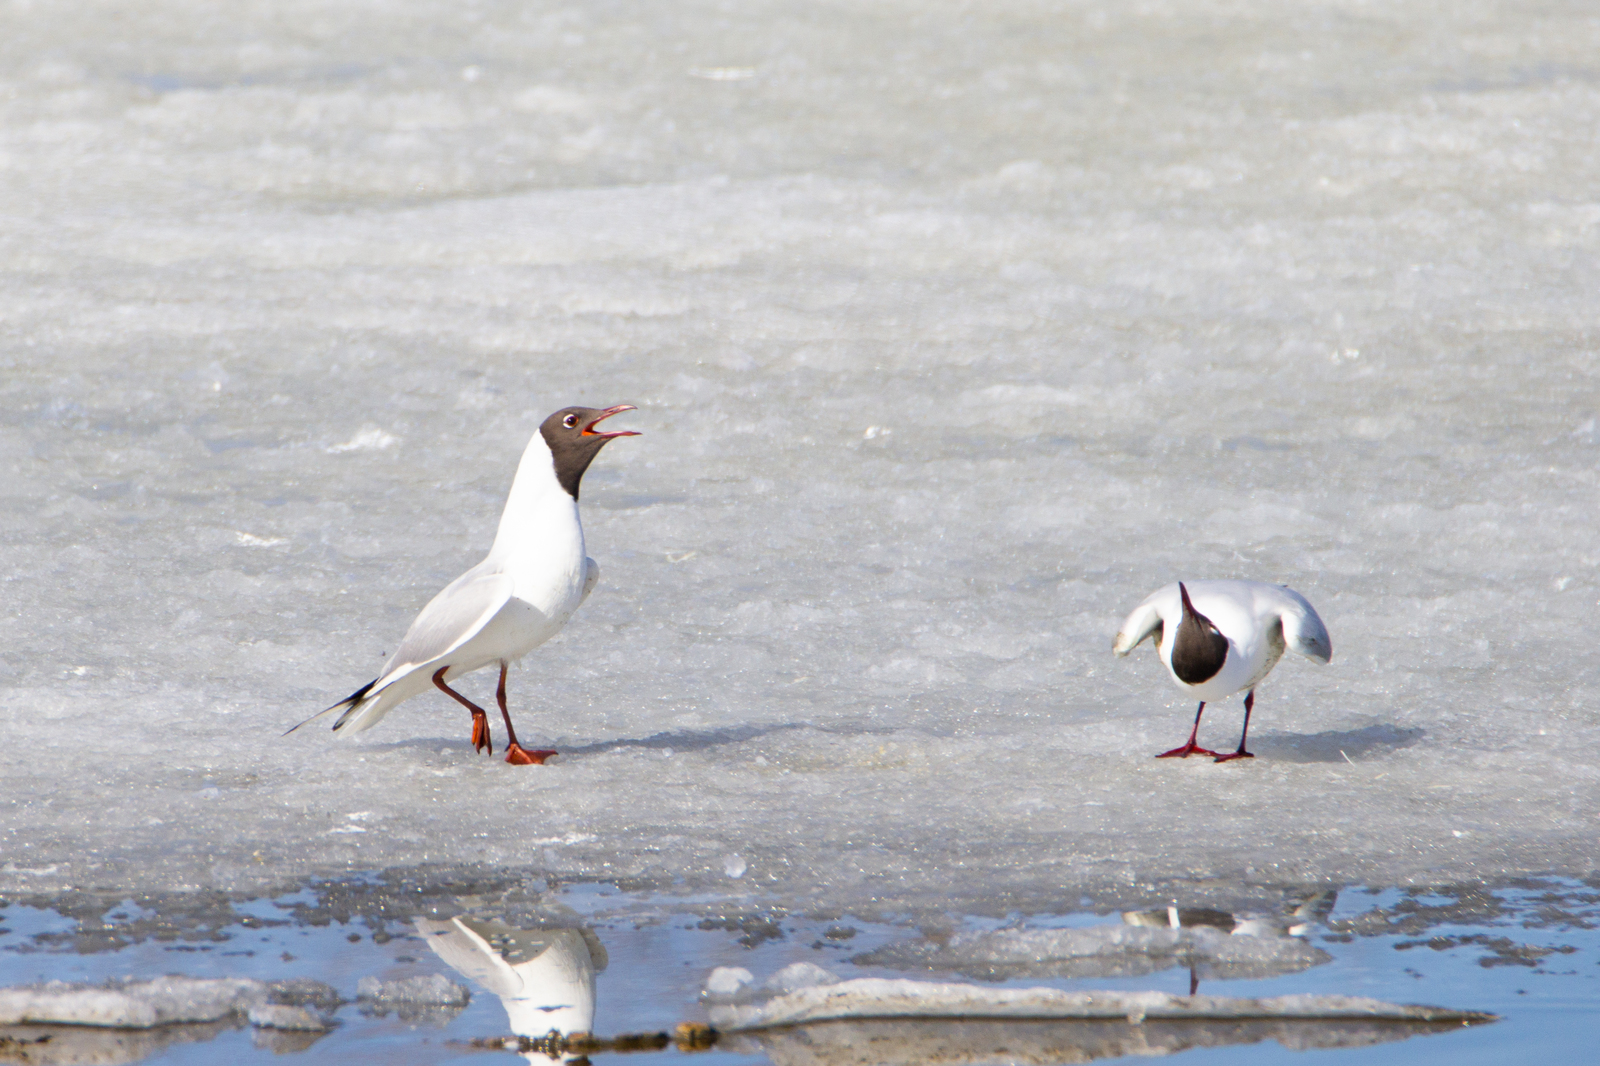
xmin=489 ymin=431 xmax=584 ymax=563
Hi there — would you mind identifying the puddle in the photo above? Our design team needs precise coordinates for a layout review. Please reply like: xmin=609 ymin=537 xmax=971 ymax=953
xmin=0 ymin=875 xmax=1595 ymax=1064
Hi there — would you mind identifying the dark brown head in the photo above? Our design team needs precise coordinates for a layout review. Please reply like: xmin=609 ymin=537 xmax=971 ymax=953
xmin=1170 ymin=582 xmax=1230 ymax=685
xmin=539 ymin=404 xmax=640 ymax=499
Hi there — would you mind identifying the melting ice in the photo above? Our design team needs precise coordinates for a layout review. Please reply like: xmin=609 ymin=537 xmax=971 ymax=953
xmin=0 ymin=0 xmax=1597 ymax=912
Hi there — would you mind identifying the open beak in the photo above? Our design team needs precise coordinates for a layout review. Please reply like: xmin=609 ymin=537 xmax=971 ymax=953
xmin=583 ymin=404 xmax=641 ymax=438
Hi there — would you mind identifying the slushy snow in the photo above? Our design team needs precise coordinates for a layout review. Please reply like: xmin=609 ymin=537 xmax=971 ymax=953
xmin=0 ymin=0 xmax=1597 ymax=909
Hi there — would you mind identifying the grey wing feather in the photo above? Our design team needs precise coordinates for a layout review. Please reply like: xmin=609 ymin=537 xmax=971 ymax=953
xmin=1113 ymin=593 xmax=1167 ymax=656
xmin=377 ymin=569 xmax=513 ymax=682
xmin=1272 ymin=584 xmax=1333 ymax=663
xmin=581 ymin=556 xmax=600 ymax=604
xmin=414 ymin=918 xmax=521 ymax=998
xmin=287 ymin=568 xmax=512 ymax=739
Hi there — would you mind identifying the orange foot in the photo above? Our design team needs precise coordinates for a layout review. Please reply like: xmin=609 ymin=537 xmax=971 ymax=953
xmin=470 ymin=713 xmax=493 ymax=755
xmin=1157 ymin=741 xmax=1222 ymax=759
xmin=505 ymin=744 xmax=557 ymax=766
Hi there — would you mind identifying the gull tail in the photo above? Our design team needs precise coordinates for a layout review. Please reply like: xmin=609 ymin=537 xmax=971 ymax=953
xmin=283 ymin=679 xmax=377 ymax=737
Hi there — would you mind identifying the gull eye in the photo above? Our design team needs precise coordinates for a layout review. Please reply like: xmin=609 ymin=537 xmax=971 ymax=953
xmin=563 ymin=414 xmax=578 ymax=428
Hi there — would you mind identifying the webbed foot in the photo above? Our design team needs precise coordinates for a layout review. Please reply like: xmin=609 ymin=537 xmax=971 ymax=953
xmin=470 ymin=712 xmax=493 ymax=755
xmin=505 ymin=744 xmax=557 ymax=766
xmin=1157 ymin=741 xmax=1222 ymax=759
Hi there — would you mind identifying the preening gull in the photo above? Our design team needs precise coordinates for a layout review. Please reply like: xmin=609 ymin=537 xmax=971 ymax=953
xmin=288 ymin=405 xmax=639 ymax=764
xmin=1113 ymin=580 xmax=1331 ymax=762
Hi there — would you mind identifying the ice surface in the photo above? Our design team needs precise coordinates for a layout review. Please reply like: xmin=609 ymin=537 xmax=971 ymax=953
xmin=0 ymin=976 xmax=336 ymax=1029
xmin=705 ymin=961 xmax=838 ymax=1005
xmin=856 ymin=924 xmax=1329 ymax=982
xmin=720 ymin=1017 xmax=1484 ymax=1066
xmin=1 ymin=0 xmax=1599 ymax=909
xmin=0 ymin=977 xmax=258 ymax=1028
xmin=704 ymin=967 xmax=756 ymax=997
xmin=245 ymin=1003 xmax=330 ymax=1031
xmin=762 ymin=962 xmax=841 ymax=995
xmin=705 ymin=976 xmax=1491 ymax=1028
xmin=354 ymin=974 xmax=468 ymax=1007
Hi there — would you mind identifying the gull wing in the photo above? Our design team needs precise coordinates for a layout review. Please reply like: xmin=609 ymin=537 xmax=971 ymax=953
xmin=1113 ymin=586 xmax=1171 ymax=656
xmin=1266 ymin=584 xmax=1332 ymax=663
xmin=581 ymin=556 xmax=600 ymax=605
xmin=416 ymin=917 xmax=525 ymax=999
xmin=291 ymin=566 xmax=513 ymax=738
xmin=416 ymin=917 xmax=600 ymax=1035
xmin=375 ymin=568 xmax=513 ymax=685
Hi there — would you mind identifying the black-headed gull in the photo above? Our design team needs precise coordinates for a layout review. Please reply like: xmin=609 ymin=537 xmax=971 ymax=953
xmin=416 ymin=915 xmax=605 ymax=1045
xmin=290 ymin=405 xmax=639 ymax=764
xmin=1113 ymin=580 xmax=1331 ymax=762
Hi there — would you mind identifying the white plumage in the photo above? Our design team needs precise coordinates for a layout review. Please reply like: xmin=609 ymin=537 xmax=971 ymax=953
xmin=1113 ymin=580 xmax=1331 ymax=762
xmin=417 ymin=915 xmax=605 ymax=1049
xmin=290 ymin=405 xmax=636 ymax=764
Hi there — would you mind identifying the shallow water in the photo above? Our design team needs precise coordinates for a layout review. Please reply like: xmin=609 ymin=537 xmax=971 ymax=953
xmin=2 ymin=875 xmax=1596 ymax=1064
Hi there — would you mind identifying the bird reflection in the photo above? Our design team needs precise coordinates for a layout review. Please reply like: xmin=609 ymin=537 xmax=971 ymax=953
xmin=1119 ymin=896 xmax=1336 ymax=995
xmin=1120 ymin=906 xmax=1236 ymax=994
xmin=416 ymin=916 xmax=607 ymax=1061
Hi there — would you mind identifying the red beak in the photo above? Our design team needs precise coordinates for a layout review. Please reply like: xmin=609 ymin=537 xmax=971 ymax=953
xmin=583 ymin=404 xmax=641 ymax=438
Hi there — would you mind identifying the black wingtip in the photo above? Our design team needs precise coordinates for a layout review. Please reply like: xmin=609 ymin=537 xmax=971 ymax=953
xmin=329 ymin=679 xmax=378 ymax=732
xmin=283 ymin=679 xmax=377 ymax=737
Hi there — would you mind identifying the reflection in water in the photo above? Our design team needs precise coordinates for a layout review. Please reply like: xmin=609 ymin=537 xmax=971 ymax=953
xmin=0 ymin=1021 xmax=234 ymax=1066
xmin=1117 ymin=894 xmax=1337 ymax=994
xmin=0 ymin=879 xmax=1532 ymax=1066
xmin=725 ymin=1016 xmax=1489 ymax=1066
xmin=856 ymin=900 xmax=1335 ymax=987
xmin=0 ymin=976 xmax=340 ymax=1065
xmin=416 ymin=916 xmax=607 ymax=1057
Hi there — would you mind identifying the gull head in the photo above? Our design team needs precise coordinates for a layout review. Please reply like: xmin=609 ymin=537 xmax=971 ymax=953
xmin=540 ymin=404 xmax=640 ymax=499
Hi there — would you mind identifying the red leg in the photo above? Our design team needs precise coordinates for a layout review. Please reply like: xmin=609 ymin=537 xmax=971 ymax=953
xmin=433 ymin=667 xmax=493 ymax=754
xmin=1214 ymin=690 xmax=1257 ymax=763
xmin=1158 ymin=702 xmax=1222 ymax=758
xmin=497 ymin=662 xmax=557 ymax=766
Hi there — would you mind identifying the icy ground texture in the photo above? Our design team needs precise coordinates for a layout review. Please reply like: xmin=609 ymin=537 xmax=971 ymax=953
xmin=0 ymin=975 xmax=340 ymax=1029
xmin=855 ymin=924 xmax=1331 ymax=982
xmin=705 ymin=977 xmax=1487 ymax=1029
xmin=0 ymin=0 xmax=1597 ymax=902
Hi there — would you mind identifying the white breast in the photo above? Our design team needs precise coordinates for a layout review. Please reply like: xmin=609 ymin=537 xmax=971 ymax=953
xmin=451 ymin=432 xmax=590 ymax=669
xmin=492 ymin=434 xmax=588 ymax=608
